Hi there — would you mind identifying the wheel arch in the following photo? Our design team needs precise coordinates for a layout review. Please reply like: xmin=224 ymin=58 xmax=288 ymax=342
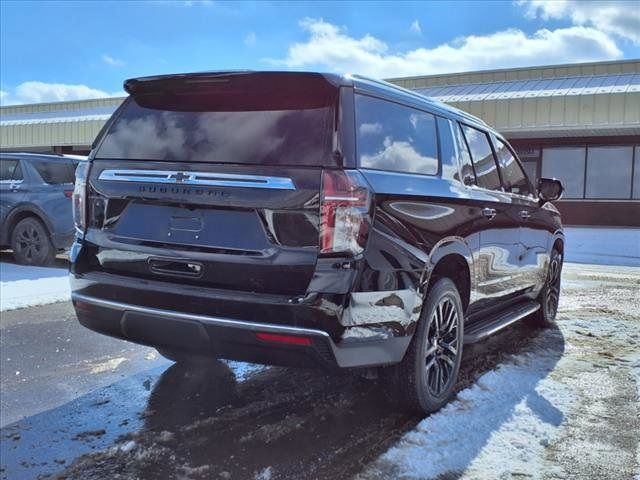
xmin=422 ymin=237 xmax=475 ymax=314
xmin=2 ymin=205 xmax=53 ymax=244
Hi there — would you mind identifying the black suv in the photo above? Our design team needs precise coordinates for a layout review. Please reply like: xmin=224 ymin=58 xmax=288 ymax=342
xmin=1 ymin=152 xmax=79 ymax=265
xmin=70 ymin=72 xmax=564 ymax=413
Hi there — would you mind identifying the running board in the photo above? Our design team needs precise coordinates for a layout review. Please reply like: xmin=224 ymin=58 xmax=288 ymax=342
xmin=464 ymin=301 xmax=540 ymax=344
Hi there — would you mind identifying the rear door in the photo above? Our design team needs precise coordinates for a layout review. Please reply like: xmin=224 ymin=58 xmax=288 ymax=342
xmin=0 ymin=158 xmax=25 ymax=229
xmin=83 ymin=72 xmax=340 ymax=296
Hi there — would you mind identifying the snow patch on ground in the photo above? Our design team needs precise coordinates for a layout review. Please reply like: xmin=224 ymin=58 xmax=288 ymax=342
xmin=0 ymin=262 xmax=70 ymax=311
xmin=564 ymin=227 xmax=640 ymax=267
xmin=224 ymin=360 xmax=266 ymax=382
xmin=359 ymin=333 xmax=575 ymax=480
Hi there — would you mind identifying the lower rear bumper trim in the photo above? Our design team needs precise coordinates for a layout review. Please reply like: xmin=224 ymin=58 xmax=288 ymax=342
xmin=72 ymin=293 xmax=410 ymax=369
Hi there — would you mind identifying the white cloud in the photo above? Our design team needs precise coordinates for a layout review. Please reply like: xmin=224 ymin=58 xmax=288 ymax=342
xmin=410 ymin=19 xmax=422 ymax=35
xmin=102 ymin=54 xmax=125 ymax=67
xmin=359 ymin=122 xmax=383 ymax=135
xmin=266 ymin=18 xmax=622 ymax=78
xmin=519 ymin=0 xmax=640 ymax=44
xmin=244 ymin=31 xmax=257 ymax=47
xmin=1 ymin=81 xmax=123 ymax=105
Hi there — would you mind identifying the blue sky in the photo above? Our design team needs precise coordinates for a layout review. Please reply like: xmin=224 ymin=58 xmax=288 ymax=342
xmin=1 ymin=0 xmax=639 ymax=104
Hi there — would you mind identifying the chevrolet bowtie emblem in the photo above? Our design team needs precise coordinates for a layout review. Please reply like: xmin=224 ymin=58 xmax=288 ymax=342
xmin=170 ymin=172 xmax=190 ymax=183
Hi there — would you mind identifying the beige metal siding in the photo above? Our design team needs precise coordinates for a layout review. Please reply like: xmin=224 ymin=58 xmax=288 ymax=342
xmin=388 ymin=59 xmax=640 ymax=88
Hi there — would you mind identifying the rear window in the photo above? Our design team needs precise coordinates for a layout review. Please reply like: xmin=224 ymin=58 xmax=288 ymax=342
xmin=95 ymin=77 xmax=336 ymax=166
xmin=31 ymin=159 xmax=75 ymax=184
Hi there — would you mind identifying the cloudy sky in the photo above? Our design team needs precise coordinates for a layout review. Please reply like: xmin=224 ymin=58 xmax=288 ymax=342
xmin=1 ymin=0 xmax=639 ymax=105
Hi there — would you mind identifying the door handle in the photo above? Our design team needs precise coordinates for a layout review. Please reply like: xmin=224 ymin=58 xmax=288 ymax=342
xmin=519 ymin=210 xmax=531 ymax=220
xmin=481 ymin=207 xmax=497 ymax=220
xmin=9 ymin=184 xmax=20 ymax=192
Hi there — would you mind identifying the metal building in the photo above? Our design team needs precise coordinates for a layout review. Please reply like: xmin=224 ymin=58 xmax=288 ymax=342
xmin=1 ymin=59 xmax=639 ymax=226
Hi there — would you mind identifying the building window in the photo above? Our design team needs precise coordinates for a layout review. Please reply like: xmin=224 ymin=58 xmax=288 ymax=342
xmin=541 ymin=147 xmax=585 ymax=199
xmin=585 ymin=146 xmax=633 ymax=199
xmin=355 ymin=95 xmax=439 ymax=175
xmin=633 ymin=146 xmax=640 ymax=199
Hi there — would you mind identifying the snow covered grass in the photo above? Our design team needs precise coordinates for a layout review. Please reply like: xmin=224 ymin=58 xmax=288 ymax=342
xmin=564 ymin=227 xmax=640 ymax=267
xmin=0 ymin=261 xmax=70 ymax=311
xmin=359 ymin=331 xmax=573 ymax=480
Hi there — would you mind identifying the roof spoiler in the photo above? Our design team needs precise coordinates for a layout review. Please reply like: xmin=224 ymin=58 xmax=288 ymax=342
xmin=123 ymin=71 xmax=349 ymax=95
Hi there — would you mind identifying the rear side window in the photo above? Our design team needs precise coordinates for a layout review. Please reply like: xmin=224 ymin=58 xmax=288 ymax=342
xmin=356 ymin=95 xmax=439 ymax=175
xmin=31 ymin=160 xmax=75 ymax=184
xmin=452 ymin=123 xmax=476 ymax=186
xmin=494 ymin=138 xmax=532 ymax=196
xmin=436 ymin=117 xmax=460 ymax=182
xmin=1 ymin=159 xmax=18 ymax=181
xmin=95 ymin=75 xmax=337 ymax=166
xmin=460 ymin=125 xmax=502 ymax=191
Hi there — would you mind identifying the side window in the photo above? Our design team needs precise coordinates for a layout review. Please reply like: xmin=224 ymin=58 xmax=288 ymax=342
xmin=0 ymin=159 xmax=18 ymax=182
xmin=356 ymin=95 xmax=439 ymax=175
xmin=452 ymin=122 xmax=476 ymax=185
xmin=436 ymin=116 xmax=461 ymax=182
xmin=460 ymin=124 xmax=502 ymax=191
xmin=494 ymin=138 xmax=531 ymax=196
xmin=12 ymin=161 xmax=23 ymax=181
xmin=31 ymin=160 xmax=75 ymax=184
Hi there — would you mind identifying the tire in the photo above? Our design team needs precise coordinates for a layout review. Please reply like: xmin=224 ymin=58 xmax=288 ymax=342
xmin=393 ymin=277 xmax=464 ymax=414
xmin=11 ymin=217 xmax=55 ymax=266
xmin=529 ymin=248 xmax=563 ymax=328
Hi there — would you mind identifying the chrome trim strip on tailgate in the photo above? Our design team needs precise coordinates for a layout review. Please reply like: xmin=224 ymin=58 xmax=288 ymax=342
xmin=72 ymin=293 xmax=330 ymax=338
xmin=98 ymin=169 xmax=296 ymax=190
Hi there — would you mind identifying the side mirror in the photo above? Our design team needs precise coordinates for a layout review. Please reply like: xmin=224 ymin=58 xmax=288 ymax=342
xmin=537 ymin=177 xmax=563 ymax=202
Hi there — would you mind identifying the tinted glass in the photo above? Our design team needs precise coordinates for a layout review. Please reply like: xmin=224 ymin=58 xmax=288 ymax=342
xmin=461 ymin=125 xmax=501 ymax=190
xmin=541 ymin=147 xmax=585 ymax=199
xmin=453 ymin=122 xmax=475 ymax=185
xmin=0 ymin=159 xmax=18 ymax=181
xmin=494 ymin=139 xmax=531 ymax=196
xmin=522 ymin=161 xmax=538 ymax=185
xmin=634 ymin=146 xmax=640 ymax=199
xmin=13 ymin=162 xmax=23 ymax=181
xmin=356 ymin=95 xmax=438 ymax=175
xmin=585 ymin=146 xmax=633 ymax=199
xmin=96 ymin=94 xmax=335 ymax=166
xmin=436 ymin=117 xmax=460 ymax=181
xmin=31 ymin=160 xmax=75 ymax=184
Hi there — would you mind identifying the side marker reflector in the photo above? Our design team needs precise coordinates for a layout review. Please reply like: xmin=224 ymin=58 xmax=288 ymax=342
xmin=255 ymin=332 xmax=312 ymax=346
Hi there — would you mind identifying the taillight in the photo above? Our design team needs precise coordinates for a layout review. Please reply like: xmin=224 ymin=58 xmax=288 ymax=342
xmin=73 ymin=162 xmax=91 ymax=234
xmin=320 ymin=170 xmax=372 ymax=256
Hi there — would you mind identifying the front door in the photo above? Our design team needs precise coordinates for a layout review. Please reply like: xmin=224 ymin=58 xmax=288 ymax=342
xmin=458 ymin=124 xmax=524 ymax=316
xmin=492 ymin=136 xmax=548 ymax=294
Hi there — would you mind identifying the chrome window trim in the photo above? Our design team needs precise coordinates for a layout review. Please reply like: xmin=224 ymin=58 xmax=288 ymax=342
xmin=97 ymin=169 xmax=296 ymax=190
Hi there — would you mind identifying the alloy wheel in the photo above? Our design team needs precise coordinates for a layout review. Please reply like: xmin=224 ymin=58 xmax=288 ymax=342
xmin=16 ymin=224 xmax=43 ymax=262
xmin=545 ymin=253 xmax=562 ymax=318
xmin=424 ymin=297 xmax=460 ymax=397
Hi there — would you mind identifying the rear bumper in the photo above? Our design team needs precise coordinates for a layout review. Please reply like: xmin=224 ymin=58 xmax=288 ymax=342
xmin=72 ymin=291 xmax=410 ymax=369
